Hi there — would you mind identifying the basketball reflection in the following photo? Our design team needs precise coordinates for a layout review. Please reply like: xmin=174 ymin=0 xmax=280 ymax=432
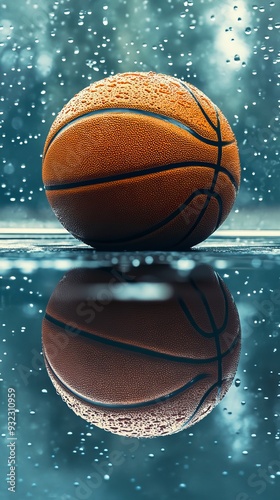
xmin=42 ymin=263 xmax=241 ymax=438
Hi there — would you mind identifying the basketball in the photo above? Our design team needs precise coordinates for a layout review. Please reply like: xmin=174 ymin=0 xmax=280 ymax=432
xmin=42 ymin=264 xmax=241 ymax=437
xmin=42 ymin=72 xmax=240 ymax=250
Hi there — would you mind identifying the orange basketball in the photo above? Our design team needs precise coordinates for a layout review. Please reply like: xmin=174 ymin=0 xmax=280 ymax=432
xmin=42 ymin=264 xmax=241 ymax=437
xmin=42 ymin=72 xmax=240 ymax=250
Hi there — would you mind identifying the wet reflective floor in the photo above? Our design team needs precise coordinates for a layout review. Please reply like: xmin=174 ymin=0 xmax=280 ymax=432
xmin=1 ymin=235 xmax=280 ymax=500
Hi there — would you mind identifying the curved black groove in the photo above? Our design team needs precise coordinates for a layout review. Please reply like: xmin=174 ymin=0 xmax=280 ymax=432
xmin=177 ymin=273 xmax=229 ymax=339
xmin=172 ymin=190 xmax=223 ymax=249
xmin=188 ymin=267 xmax=224 ymax=395
xmin=178 ymin=271 xmax=230 ymax=399
xmin=216 ymin=275 xmax=233 ymax=396
xmin=44 ymin=107 xmax=235 ymax=157
xmin=44 ymin=160 xmax=238 ymax=192
xmin=178 ymin=80 xmax=218 ymax=132
xmin=72 ymin=189 xmax=223 ymax=247
xmin=178 ymin=289 xmax=227 ymax=339
xmin=172 ymin=106 xmax=224 ymax=248
xmin=44 ymin=355 xmax=209 ymax=409
xmin=44 ymin=312 xmax=239 ymax=365
xmin=214 ymin=192 xmax=224 ymax=230
xmin=180 ymin=378 xmax=228 ymax=430
xmin=210 ymin=108 xmax=222 ymax=186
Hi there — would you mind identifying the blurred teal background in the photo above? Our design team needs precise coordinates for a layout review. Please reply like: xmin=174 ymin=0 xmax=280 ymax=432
xmin=0 ymin=0 xmax=279 ymax=229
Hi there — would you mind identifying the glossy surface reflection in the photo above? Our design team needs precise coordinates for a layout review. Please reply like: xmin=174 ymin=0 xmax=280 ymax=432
xmin=42 ymin=264 xmax=241 ymax=437
xmin=1 ymin=249 xmax=280 ymax=499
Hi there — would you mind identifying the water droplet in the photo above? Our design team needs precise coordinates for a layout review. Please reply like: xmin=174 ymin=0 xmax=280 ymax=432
xmin=3 ymin=163 xmax=14 ymax=175
xmin=234 ymin=54 xmax=241 ymax=61
xmin=235 ymin=379 xmax=241 ymax=387
xmin=103 ymin=17 xmax=108 ymax=26
xmin=132 ymin=259 xmax=140 ymax=267
xmin=145 ymin=256 xmax=154 ymax=264
xmin=245 ymin=27 xmax=252 ymax=35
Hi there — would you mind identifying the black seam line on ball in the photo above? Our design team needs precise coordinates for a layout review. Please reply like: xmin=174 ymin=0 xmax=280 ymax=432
xmin=44 ymin=161 xmax=238 ymax=192
xmin=178 ymin=80 xmax=218 ymax=132
xmin=211 ymin=107 xmax=222 ymax=190
xmin=172 ymin=107 xmax=224 ymax=249
xmin=190 ymin=272 xmax=228 ymax=334
xmin=213 ymin=107 xmax=223 ymax=195
xmin=212 ymin=119 xmax=224 ymax=229
xmin=177 ymin=273 xmax=229 ymax=339
xmin=44 ymin=312 xmax=239 ymax=365
xmin=169 ymin=191 xmax=223 ymax=250
xmin=202 ymin=107 xmax=223 ymax=234
xmin=45 ymin=355 xmax=209 ymax=409
xmin=75 ymin=189 xmax=223 ymax=246
xmin=179 ymin=378 xmax=228 ymax=430
xmin=213 ymin=270 xmax=229 ymax=396
xmin=190 ymin=107 xmax=223 ymax=230
xmin=44 ymin=107 xmax=235 ymax=157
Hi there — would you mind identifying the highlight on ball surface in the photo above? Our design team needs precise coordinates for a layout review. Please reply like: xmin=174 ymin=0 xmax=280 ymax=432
xmin=42 ymin=72 xmax=241 ymax=250
xmin=42 ymin=264 xmax=241 ymax=438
